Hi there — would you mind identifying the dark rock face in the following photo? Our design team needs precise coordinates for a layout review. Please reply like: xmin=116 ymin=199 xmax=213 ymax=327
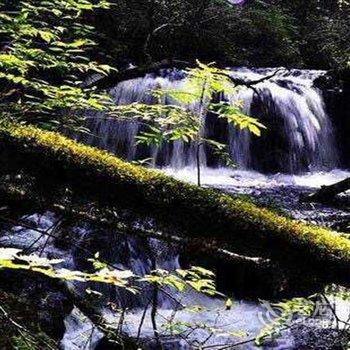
xmin=316 ymin=68 xmax=350 ymax=169
xmin=0 ymin=270 xmax=73 ymax=340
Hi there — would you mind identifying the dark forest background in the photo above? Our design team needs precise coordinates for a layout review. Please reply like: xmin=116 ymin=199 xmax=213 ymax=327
xmin=88 ymin=0 xmax=349 ymax=72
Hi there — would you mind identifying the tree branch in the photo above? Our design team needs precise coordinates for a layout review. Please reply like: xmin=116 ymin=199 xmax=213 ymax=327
xmin=83 ymin=59 xmax=190 ymax=90
xmin=301 ymin=177 xmax=350 ymax=203
xmin=84 ymin=60 xmax=286 ymax=91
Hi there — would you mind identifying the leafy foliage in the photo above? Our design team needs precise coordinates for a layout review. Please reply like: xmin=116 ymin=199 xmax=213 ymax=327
xmin=255 ymin=298 xmax=314 ymax=346
xmin=280 ymin=0 xmax=350 ymax=69
xmin=91 ymin=0 xmax=349 ymax=70
xmin=0 ymin=0 xmax=118 ymax=131
xmin=117 ymin=61 xmax=265 ymax=184
xmin=255 ymin=282 xmax=350 ymax=347
xmin=0 ymin=247 xmax=221 ymax=298
xmin=0 ymin=291 xmax=58 ymax=350
xmin=91 ymin=0 xmax=301 ymax=67
xmin=0 ymin=247 xmax=136 ymax=290
xmin=210 ymin=102 xmax=266 ymax=137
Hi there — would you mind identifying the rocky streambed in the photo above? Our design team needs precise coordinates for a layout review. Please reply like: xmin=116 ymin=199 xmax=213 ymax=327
xmin=0 ymin=168 xmax=349 ymax=349
xmin=166 ymin=168 xmax=350 ymax=231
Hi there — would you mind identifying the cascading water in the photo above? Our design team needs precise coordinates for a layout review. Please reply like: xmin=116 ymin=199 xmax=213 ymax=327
xmin=2 ymin=68 xmax=349 ymax=349
xmin=3 ymin=208 xmax=347 ymax=350
xmin=227 ymin=69 xmax=339 ymax=173
xmin=83 ymin=68 xmax=339 ymax=174
xmin=0 ymin=212 xmax=297 ymax=350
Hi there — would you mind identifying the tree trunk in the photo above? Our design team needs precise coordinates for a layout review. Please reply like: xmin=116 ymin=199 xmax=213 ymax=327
xmin=301 ymin=177 xmax=350 ymax=203
xmin=196 ymin=143 xmax=201 ymax=187
xmin=1 ymin=123 xmax=350 ymax=286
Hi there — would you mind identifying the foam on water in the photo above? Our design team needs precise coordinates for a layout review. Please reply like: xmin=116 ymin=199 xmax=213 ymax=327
xmin=164 ymin=167 xmax=350 ymax=189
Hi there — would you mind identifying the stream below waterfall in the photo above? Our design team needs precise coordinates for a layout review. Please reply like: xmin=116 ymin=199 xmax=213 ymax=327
xmin=165 ymin=167 xmax=350 ymax=230
xmin=59 ymin=167 xmax=350 ymax=350
xmin=1 ymin=66 xmax=349 ymax=349
xmin=1 ymin=168 xmax=349 ymax=350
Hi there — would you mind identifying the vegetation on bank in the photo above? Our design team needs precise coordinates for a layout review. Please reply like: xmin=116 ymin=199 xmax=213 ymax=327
xmin=1 ymin=122 xmax=350 ymax=284
xmin=0 ymin=0 xmax=118 ymax=130
xmin=91 ymin=0 xmax=350 ymax=71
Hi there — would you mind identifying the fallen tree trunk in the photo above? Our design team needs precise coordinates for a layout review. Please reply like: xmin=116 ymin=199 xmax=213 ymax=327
xmin=0 ymin=183 xmax=268 ymax=267
xmin=301 ymin=177 xmax=350 ymax=203
xmin=1 ymin=123 xmax=350 ymax=285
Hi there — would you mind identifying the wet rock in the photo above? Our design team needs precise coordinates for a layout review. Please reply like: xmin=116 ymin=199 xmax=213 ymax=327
xmin=291 ymin=321 xmax=346 ymax=350
xmin=60 ymin=307 xmax=104 ymax=350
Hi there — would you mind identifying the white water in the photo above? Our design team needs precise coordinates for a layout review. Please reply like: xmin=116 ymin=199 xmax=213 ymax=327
xmin=102 ymin=298 xmax=295 ymax=350
xmin=1 ymin=167 xmax=349 ymax=349
xmin=0 ymin=174 xmax=348 ymax=349
xmin=60 ymin=307 xmax=104 ymax=350
xmin=165 ymin=167 xmax=350 ymax=189
xmin=84 ymin=67 xmax=339 ymax=174
xmin=227 ymin=68 xmax=338 ymax=172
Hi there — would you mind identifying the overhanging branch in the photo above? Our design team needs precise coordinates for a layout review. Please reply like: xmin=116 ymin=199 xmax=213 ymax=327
xmin=85 ymin=60 xmax=286 ymax=91
xmin=84 ymin=59 xmax=190 ymax=90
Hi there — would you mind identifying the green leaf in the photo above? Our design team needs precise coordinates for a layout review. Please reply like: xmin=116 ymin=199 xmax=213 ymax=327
xmin=225 ymin=298 xmax=233 ymax=310
xmin=38 ymin=30 xmax=56 ymax=42
xmin=248 ymin=124 xmax=261 ymax=136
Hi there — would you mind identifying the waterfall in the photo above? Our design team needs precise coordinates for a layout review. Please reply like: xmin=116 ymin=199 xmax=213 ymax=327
xmin=228 ymin=68 xmax=339 ymax=173
xmin=82 ymin=67 xmax=339 ymax=174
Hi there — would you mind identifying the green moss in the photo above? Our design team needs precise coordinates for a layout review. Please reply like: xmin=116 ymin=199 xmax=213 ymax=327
xmin=1 ymin=123 xmax=350 ymax=282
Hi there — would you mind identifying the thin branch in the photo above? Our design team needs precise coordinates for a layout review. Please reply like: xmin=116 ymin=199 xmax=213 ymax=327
xmin=83 ymin=59 xmax=190 ymax=90
xmin=217 ymin=68 xmax=286 ymax=88
xmin=0 ymin=304 xmax=57 ymax=350
xmin=136 ymin=296 xmax=153 ymax=341
xmin=0 ymin=186 xmax=269 ymax=267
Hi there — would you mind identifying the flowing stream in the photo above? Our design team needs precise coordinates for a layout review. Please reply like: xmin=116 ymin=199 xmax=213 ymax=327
xmin=2 ymin=68 xmax=350 ymax=349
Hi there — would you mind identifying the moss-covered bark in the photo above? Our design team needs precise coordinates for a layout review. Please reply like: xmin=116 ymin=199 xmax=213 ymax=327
xmin=0 ymin=123 xmax=350 ymax=285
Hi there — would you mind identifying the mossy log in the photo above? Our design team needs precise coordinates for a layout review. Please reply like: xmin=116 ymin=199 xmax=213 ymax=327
xmin=1 ymin=123 xmax=350 ymax=285
xmin=0 ymin=180 xmax=268 ymax=268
